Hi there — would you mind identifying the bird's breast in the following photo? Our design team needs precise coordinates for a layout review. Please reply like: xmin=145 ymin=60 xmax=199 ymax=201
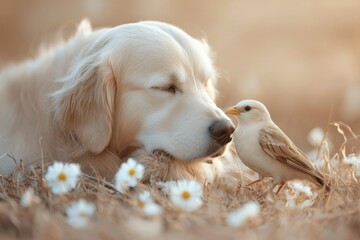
xmin=234 ymin=124 xmax=273 ymax=178
xmin=234 ymin=126 xmax=261 ymax=163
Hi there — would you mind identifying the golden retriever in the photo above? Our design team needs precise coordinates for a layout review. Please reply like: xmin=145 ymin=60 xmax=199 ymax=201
xmin=0 ymin=20 xmax=235 ymax=182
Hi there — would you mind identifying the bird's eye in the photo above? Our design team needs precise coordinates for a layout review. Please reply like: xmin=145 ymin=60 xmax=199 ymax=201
xmin=244 ymin=106 xmax=252 ymax=111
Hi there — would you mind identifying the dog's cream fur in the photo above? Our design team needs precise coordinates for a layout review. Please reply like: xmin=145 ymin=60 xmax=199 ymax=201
xmin=0 ymin=20 xmax=235 ymax=181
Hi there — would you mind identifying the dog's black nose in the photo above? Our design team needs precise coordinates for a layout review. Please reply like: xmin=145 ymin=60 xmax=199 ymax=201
xmin=208 ymin=120 xmax=235 ymax=146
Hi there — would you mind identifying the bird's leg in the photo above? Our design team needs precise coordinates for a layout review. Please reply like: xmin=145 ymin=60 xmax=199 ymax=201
xmin=264 ymin=183 xmax=277 ymax=197
xmin=246 ymin=179 xmax=262 ymax=187
xmin=260 ymin=180 xmax=281 ymax=200
xmin=263 ymin=182 xmax=284 ymax=199
xmin=257 ymin=183 xmax=276 ymax=200
xmin=245 ymin=175 xmax=264 ymax=188
xmin=275 ymin=182 xmax=285 ymax=195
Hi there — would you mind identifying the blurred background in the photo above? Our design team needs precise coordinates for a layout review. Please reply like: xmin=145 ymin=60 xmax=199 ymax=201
xmin=1 ymin=0 xmax=360 ymax=150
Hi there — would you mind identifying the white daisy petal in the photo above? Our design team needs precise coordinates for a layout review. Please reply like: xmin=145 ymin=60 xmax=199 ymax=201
xmin=143 ymin=202 xmax=163 ymax=216
xmin=344 ymin=154 xmax=360 ymax=166
xmin=290 ymin=181 xmax=313 ymax=196
xmin=169 ymin=180 xmax=203 ymax=212
xmin=135 ymin=191 xmax=163 ymax=216
xmin=307 ymin=127 xmax=324 ymax=147
xmin=127 ymin=158 xmax=137 ymax=167
xmin=135 ymin=164 xmax=145 ymax=179
xmin=114 ymin=158 xmax=144 ymax=193
xmin=285 ymin=180 xmax=318 ymax=209
xmin=139 ymin=191 xmax=152 ymax=202
xmin=20 ymin=188 xmax=40 ymax=207
xmin=226 ymin=201 xmax=260 ymax=228
xmin=156 ymin=181 xmax=177 ymax=193
xmin=66 ymin=199 xmax=95 ymax=228
xmin=115 ymin=177 xmax=130 ymax=193
xmin=44 ymin=162 xmax=81 ymax=195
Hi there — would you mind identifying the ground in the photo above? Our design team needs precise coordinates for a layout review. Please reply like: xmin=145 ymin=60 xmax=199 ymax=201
xmin=0 ymin=123 xmax=359 ymax=240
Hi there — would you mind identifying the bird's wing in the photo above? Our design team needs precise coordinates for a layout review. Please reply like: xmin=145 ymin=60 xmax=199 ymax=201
xmin=259 ymin=124 xmax=324 ymax=183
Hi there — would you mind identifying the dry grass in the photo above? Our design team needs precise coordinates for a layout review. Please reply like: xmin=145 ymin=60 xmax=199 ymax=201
xmin=0 ymin=122 xmax=359 ymax=240
xmin=2 ymin=0 xmax=360 ymax=147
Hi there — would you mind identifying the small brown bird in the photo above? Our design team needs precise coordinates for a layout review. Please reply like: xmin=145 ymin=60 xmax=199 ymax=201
xmin=225 ymin=99 xmax=327 ymax=193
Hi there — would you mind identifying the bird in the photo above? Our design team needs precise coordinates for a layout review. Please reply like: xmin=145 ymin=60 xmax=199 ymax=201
xmin=225 ymin=99 xmax=328 ymax=193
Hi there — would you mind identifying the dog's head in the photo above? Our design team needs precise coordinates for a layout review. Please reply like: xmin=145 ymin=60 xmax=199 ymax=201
xmin=52 ymin=20 xmax=234 ymax=163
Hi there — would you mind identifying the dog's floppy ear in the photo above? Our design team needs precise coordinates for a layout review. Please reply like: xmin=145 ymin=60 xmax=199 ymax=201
xmin=52 ymin=55 xmax=116 ymax=154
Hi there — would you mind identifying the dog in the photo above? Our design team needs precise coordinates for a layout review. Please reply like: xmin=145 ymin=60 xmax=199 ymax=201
xmin=0 ymin=20 xmax=235 ymax=182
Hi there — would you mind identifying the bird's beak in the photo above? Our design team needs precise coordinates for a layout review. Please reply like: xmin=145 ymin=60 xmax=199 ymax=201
xmin=224 ymin=106 xmax=240 ymax=115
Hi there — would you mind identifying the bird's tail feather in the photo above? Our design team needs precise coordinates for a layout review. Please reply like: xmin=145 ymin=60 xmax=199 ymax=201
xmin=313 ymin=171 xmax=341 ymax=194
xmin=314 ymin=174 xmax=330 ymax=192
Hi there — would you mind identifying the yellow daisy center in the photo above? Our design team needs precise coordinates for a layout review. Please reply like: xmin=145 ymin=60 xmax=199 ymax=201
xmin=57 ymin=172 xmax=67 ymax=182
xmin=129 ymin=168 xmax=136 ymax=176
xmin=295 ymin=192 xmax=307 ymax=205
xmin=181 ymin=191 xmax=191 ymax=200
xmin=137 ymin=200 xmax=145 ymax=209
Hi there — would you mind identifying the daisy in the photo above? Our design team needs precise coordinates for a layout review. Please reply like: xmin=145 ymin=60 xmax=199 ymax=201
xmin=44 ymin=162 xmax=81 ymax=195
xmin=156 ymin=181 xmax=177 ymax=193
xmin=343 ymin=154 xmax=360 ymax=166
xmin=169 ymin=180 xmax=203 ymax=212
xmin=226 ymin=201 xmax=260 ymax=228
xmin=115 ymin=179 xmax=130 ymax=194
xmin=115 ymin=158 xmax=144 ymax=193
xmin=20 ymin=188 xmax=40 ymax=207
xmin=285 ymin=180 xmax=318 ymax=209
xmin=135 ymin=191 xmax=163 ymax=216
xmin=307 ymin=140 xmax=330 ymax=170
xmin=307 ymin=127 xmax=324 ymax=147
xmin=66 ymin=199 xmax=95 ymax=228
xmin=343 ymin=154 xmax=360 ymax=177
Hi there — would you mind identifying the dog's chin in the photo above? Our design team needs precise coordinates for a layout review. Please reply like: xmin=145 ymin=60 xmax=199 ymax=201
xmin=152 ymin=149 xmax=176 ymax=160
xmin=152 ymin=145 xmax=226 ymax=162
xmin=209 ymin=146 xmax=226 ymax=158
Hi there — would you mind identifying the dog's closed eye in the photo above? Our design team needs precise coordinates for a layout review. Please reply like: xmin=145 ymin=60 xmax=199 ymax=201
xmin=152 ymin=84 xmax=182 ymax=95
